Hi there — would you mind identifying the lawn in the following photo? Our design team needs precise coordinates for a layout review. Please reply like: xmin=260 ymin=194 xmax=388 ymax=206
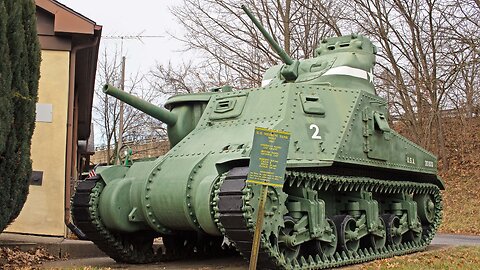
xmin=348 ymin=246 xmax=480 ymax=270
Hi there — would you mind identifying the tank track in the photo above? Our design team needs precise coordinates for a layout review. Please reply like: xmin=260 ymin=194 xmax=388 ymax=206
xmin=215 ymin=167 xmax=442 ymax=269
xmin=71 ymin=176 xmax=161 ymax=263
xmin=71 ymin=175 xmax=227 ymax=263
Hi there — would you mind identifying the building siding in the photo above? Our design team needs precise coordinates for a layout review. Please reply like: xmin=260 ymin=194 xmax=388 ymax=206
xmin=6 ymin=50 xmax=70 ymax=236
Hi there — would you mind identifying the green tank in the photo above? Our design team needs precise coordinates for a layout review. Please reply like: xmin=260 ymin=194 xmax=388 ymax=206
xmin=72 ymin=5 xmax=443 ymax=269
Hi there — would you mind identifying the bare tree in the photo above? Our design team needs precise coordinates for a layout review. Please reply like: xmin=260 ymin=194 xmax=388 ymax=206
xmin=339 ymin=0 xmax=475 ymax=167
xmin=443 ymin=0 xmax=480 ymax=118
xmin=160 ymin=0 xmax=341 ymax=90
xmin=149 ymin=61 xmax=232 ymax=94
xmin=149 ymin=0 xmax=478 ymax=169
xmin=93 ymin=48 xmax=165 ymax=164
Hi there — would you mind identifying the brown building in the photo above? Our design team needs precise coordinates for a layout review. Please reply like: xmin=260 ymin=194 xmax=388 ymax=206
xmin=6 ymin=0 xmax=101 ymax=236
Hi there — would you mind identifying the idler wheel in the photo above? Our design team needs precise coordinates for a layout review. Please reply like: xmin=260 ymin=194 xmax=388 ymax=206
xmin=360 ymin=218 xmax=386 ymax=250
xmin=382 ymin=214 xmax=402 ymax=246
xmin=277 ymin=216 xmax=301 ymax=260
xmin=333 ymin=215 xmax=360 ymax=253
xmin=415 ymin=194 xmax=436 ymax=224
xmin=301 ymin=218 xmax=338 ymax=257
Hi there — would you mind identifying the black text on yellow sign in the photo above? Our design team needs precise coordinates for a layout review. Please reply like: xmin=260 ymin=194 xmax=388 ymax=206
xmin=247 ymin=127 xmax=290 ymax=188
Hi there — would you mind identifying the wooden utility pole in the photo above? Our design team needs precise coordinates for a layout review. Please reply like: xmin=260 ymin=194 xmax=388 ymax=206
xmin=116 ymin=56 xmax=126 ymax=164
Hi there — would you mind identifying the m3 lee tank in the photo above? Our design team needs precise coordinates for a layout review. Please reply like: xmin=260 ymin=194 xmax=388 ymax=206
xmin=72 ymin=5 xmax=443 ymax=269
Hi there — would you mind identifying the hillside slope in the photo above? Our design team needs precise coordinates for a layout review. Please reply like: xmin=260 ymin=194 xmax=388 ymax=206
xmin=397 ymin=116 xmax=480 ymax=235
xmin=438 ymin=117 xmax=480 ymax=235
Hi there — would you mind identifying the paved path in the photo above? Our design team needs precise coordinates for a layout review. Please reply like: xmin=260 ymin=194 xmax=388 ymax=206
xmin=431 ymin=233 xmax=480 ymax=246
xmin=40 ymin=233 xmax=480 ymax=269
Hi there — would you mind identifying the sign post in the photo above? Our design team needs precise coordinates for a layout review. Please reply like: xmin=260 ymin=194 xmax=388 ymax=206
xmin=247 ymin=127 xmax=290 ymax=270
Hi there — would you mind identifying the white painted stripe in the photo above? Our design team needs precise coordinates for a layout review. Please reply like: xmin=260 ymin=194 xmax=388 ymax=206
xmin=261 ymin=79 xmax=273 ymax=87
xmin=322 ymin=66 xmax=370 ymax=80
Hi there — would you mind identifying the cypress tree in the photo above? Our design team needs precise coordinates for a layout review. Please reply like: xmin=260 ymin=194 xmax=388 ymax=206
xmin=0 ymin=1 xmax=12 ymax=153
xmin=0 ymin=0 xmax=40 ymax=233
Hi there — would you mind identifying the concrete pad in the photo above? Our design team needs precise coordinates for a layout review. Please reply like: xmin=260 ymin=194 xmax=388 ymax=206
xmin=0 ymin=233 xmax=105 ymax=259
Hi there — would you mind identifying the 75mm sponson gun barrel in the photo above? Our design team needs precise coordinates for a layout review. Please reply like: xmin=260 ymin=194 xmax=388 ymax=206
xmin=103 ymin=84 xmax=177 ymax=126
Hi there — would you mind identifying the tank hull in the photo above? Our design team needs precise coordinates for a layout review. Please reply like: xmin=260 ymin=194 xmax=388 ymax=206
xmin=92 ymin=83 xmax=442 ymax=236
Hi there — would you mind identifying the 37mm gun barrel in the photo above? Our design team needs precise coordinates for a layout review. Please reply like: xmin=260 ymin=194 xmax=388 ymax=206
xmin=241 ymin=5 xmax=293 ymax=65
xmin=103 ymin=84 xmax=177 ymax=126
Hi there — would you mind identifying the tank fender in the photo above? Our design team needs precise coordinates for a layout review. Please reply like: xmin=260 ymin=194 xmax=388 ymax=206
xmin=96 ymin=165 xmax=129 ymax=184
xmin=435 ymin=175 xmax=445 ymax=190
xmin=215 ymin=157 xmax=250 ymax=175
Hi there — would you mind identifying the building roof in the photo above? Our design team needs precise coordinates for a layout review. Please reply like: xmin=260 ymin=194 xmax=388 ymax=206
xmin=36 ymin=0 xmax=99 ymax=35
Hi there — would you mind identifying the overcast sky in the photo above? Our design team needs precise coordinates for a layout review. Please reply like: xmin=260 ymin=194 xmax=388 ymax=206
xmin=57 ymin=0 xmax=193 ymax=146
xmin=58 ymin=0 xmax=187 ymax=75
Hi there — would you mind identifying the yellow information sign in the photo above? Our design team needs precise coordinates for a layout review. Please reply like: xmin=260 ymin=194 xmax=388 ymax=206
xmin=247 ymin=127 xmax=290 ymax=270
xmin=246 ymin=127 xmax=290 ymax=187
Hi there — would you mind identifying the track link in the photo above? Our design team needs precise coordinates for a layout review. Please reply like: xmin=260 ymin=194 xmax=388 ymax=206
xmin=215 ymin=167 xmax=442 ymax=269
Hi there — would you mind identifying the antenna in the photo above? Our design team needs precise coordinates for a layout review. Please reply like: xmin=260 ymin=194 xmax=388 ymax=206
xmin=103 ymin=30 xmax=164 ymax=45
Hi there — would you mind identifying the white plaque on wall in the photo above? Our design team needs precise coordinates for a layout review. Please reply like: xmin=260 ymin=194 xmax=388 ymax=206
xmin=35 ymin=103 xmax=53 ymax=123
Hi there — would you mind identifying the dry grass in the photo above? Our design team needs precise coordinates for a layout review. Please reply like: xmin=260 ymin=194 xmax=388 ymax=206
xmin=0 ymin=247 xmax=55 ymax=270
xmin=397 ymin=117 xmax=480 ymax=236
xmin=437 ymin=118 xmax=480 ymax=235
xmin=346 ymin=246 xmax=480 ymax=270
xmin=439 ymin=172 xmax=480 ymax=235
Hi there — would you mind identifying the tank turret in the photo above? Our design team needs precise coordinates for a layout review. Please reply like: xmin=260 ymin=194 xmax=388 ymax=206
xmin=243 ymin=4 xmax=377 ymax=93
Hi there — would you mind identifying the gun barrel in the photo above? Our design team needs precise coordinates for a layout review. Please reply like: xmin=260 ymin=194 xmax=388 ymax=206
xmin=103 ymin=84 xmax=177 ymax=126
xmin=241 ymin=5 xmax=293 ymax=65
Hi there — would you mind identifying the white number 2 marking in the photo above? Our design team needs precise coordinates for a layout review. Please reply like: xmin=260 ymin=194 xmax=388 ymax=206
xmin=309 ymin=124 xmax=322 ymax=140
